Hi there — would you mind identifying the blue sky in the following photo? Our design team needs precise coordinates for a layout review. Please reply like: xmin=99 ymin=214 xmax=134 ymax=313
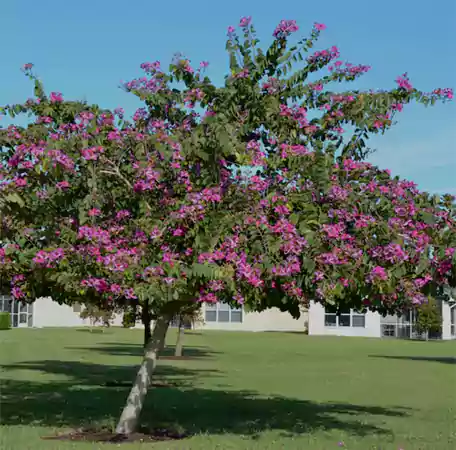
xmin=2 ymin=0 xmax=455 ymax=194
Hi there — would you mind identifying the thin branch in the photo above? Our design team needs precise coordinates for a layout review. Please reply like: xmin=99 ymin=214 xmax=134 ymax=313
xmin=99 ymin=167 xmax=152 ymax=211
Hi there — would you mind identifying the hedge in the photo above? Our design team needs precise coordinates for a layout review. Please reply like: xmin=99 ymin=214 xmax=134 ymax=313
xmin=0 ymin=312 xmax=11 ymax=330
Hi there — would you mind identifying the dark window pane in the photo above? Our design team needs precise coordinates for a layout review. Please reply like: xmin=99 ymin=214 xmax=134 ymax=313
xmin=218 ymin=311 xmax=230 ymax=322
xmin=28 ymin=314 xmax=33 ymax=327
xmin=13 ymin=301 xmax=19 ymax=313
xmin=169 ymin=317 xmax=179 ymax=327
xmin=230 ymin=311 xmax=242 ymax=323
xmin=19 ymin=313 xmax=27 ymax=324
xmin=6 ymin=301 xmax=12 ymax=312
xmin=20 ymin=303 xmax=28 ymax=313
xmin=12 ymin=315 xmax=18 ymax=327
xmin=325 ymin=305 xmax=337 ymax=314
xmin=381 ymin=324 xmax=395 ymax=337
xmin=352 ymin=315 xmax=365 ymax=327
xmin=339 ymin=314 xmax=351 ymax=327
xmin=339 ymin=306 xmax=350 ymax=314
xmin=325 ymin=314 xmax=337 ymax=326
xmin=205 ymin=310 xmax=217 ymax=322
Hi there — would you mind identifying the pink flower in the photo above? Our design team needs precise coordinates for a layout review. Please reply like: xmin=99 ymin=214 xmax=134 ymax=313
xmin=314 ymin=22 xmax=326 ymax=31
xmin=81 ymin=146 xmax=104 ymax=161
xmin=11 ymin=287 xmax=25 ymax=299
xmin=56 ymin=181 xmax=70 ymax=190
xmin=234 ymin=293 xmax=244 ymax=304
xmin=273 ymin=19 xmax=299 ymax=38
xmin=49 ymin=92 xmax=63 ymax=103
xmin=172 ymin=228 xmax=185 ymax=236
xmin=88 ymin=208 xmax=101 ymax=217
xmin=239 ymin=16 xmax=252 ymax=28
xmin=367 ymin=266 xmax=388 ymax=283
xmin=395 ymin=73 xmax=413 ymax=91
xmin=23 ymin=63 xmax=33 ymax=70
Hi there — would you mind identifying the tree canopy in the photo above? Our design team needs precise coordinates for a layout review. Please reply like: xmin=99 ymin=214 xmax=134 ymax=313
xmin=1 ymin=17 xmax=454 ymax=321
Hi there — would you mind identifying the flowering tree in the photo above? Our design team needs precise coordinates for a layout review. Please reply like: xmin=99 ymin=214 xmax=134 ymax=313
xmin=1 ymin=17 xmax=455 ymax=435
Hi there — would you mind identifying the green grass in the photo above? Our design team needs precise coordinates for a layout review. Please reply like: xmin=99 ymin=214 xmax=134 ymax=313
xmin=0 ymin=328 xmax=455 ymax=449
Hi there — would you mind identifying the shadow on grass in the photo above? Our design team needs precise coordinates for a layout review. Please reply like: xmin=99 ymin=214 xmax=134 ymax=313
xmin=0 ymin=359 xmax=409 ymax=438
xmin=66 ymin=342 xmax=217 ymax=359
xmin=370 ymin=355 xmax=456 ymax=365
xmin=262 ymin=331 xmax=307 ymax=335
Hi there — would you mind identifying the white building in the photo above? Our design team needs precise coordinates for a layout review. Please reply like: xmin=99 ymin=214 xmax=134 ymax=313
xmin=308 ymin=300 xmax=456 ymax=340
xmin=1 ymin=294 xmax=454 ymax=340
xmin=0 ymin=295 xmax=308 ymax=332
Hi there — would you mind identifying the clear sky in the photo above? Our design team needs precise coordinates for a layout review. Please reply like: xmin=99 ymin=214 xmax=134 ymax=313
xmin=2 ymin=0 xmax=455 ymax=194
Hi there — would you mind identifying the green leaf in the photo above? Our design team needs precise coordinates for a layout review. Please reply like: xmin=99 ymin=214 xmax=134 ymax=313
xmin=5 ymin=193 xmax=25 ymax=207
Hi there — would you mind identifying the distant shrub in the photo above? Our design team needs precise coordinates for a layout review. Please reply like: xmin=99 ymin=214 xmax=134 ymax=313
xmin=0 ymin=312 xmax=11 ymax=330
xmin=80 ymin=305 xmax=114 ymax=328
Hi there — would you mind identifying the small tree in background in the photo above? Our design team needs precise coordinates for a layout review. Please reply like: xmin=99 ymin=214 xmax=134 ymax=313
xmin=1 ymin=16 xmax=455 ymax=435
xmin=415 ymin=297 xmax=442 ymax=340
xmin=173 ymin=305 xmax=204 ymax=357
xmin=79 ymin=304 xmax=114 ymax=329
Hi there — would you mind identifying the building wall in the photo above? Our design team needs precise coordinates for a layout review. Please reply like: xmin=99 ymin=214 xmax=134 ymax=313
xmin=31 ymin=297 xmax=307 ymax=332
xmin=199 ymin=305 xmax=308 ymax=332
xmin=308 ymin=302 xmax=381 ymax=338
xmin=33 ymin=297 xmax=87 ymax=328
xmin=33 ymin=297 xmax=124 ymax=328
xmin=441 ymin=301 xmax=454 ymax=340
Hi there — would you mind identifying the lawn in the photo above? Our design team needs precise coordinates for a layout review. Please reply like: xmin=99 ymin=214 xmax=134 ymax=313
xmin=0 ymin=328 xmax=455 ymax=450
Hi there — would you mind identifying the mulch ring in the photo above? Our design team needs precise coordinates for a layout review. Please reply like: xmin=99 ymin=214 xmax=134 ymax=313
xmin=42 ymin=427 xmax=189 ymax=443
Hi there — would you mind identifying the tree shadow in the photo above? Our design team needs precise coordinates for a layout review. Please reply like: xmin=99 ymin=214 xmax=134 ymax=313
xmin=66 ymin=342 xmax=217 ymax=359
xmin=1 ymin=359 xmax=219 ymax=388
xmin=262 ymin=331 xmax=307 ymax=335
xmin=1 ymin=359 xmax=409 ymax=439
xmin=370 ymin=355 xmax=456 ymax=365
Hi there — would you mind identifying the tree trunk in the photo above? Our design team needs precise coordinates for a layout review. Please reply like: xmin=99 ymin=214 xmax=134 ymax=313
xmin=159 ymin=320 xmax=170 ymax=352
xmin=143 ymin=322 xmax=151 ymax=348
xmin=115 ymin=314 xmax=170 ymax=435
xmin=174 ymin=315 xmax=184 ymax=357
xmin=142 ymin=305 xmax=151 ymax=348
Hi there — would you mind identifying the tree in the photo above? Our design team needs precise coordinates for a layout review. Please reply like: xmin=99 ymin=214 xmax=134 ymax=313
xmin=173 ymin=304 xmax=204 ymax=357
xmin=414 ymin=297 xmax=442 ymax=340
xmin=1 ymin=17 xmax=455 ymax=436
xmin=79 ymin=303 xmax=114 ymax=329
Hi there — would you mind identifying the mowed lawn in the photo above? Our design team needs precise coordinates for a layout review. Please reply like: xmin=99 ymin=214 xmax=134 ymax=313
xmin=0 ymin=328 xmax=455 ymax=450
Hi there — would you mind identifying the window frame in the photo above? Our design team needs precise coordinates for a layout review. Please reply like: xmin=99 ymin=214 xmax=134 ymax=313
xmin=324 ymin=307 xmax=366 ymax=328
xmin=205 ymin=302 xmax=243 ymax=324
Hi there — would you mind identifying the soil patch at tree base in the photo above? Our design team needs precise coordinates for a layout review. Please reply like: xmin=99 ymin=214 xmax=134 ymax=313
xmin=42 ymin=427 xmax=189 ymax=443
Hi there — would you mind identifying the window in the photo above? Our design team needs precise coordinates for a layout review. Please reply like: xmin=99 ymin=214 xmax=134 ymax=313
xmin=324 ymin=306 xmax=365 ymax=328
xmin=205 ymin=302 xmax=243 ymax=323
xmin=0 ymin=295 xmax=33 ymax=328
xmin=0 ymin=295 xmax=12 ymax=313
